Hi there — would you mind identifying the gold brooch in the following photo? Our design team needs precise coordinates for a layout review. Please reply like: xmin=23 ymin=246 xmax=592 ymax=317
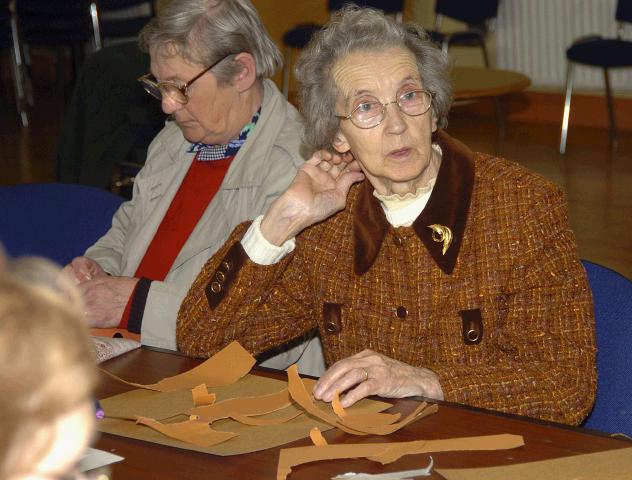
xmin=427 ymin=224 xmax=453 ymax=255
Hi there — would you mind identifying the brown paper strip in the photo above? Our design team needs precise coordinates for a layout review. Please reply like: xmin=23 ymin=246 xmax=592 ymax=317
xmin=136 ymin=417 xmax=237 ymax=447
xmin=228 ymin=410 xmax=303 ymax=426
xmin=101 ymin=341 xmax=255 ymax=392
xmin=192 ymin=384 xmax=216 ymax=406
xmin=436 ymin=446 xmax=632 ymax=480
xmin=277 ymin=434 xmax=525 ymax=480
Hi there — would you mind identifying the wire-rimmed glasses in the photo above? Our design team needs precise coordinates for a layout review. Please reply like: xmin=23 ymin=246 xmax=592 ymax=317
xmin=138 ymin=53 xmax=235 ymax=105
xmin=335 ymin=88 xmax=433 ymax=129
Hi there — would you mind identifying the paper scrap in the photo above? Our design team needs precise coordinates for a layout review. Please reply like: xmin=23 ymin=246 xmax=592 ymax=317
xmin=79 ymin=447 xmax=124 ymax=472
xmin=332 ymin=456 xmax=434 ymax=479
xmin=310 ymin=428 xmax=329 ymax=446
xmin=92 ymin=335 xmax=141 ymax=364
xmin=136 ymin=416 xmax=237 ymax=447
xmin=287 ymin=364 xmax=437 ymax=436
xmin=192 ymin=384 xmax=216 ymax=406
xmin=277 ymin=434 xmax=525 ymax=480
xmin=436 ymin=446 xmax=632 ymax=480
xmin=100 ymin=341 xmax=255 ymax=392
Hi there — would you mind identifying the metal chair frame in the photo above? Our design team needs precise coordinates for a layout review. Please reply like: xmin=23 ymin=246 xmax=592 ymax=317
xmin=559 ymin=0 xmax=632 ymax=154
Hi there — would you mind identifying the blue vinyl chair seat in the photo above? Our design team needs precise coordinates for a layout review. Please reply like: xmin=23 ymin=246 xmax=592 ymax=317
xmin=282 ymin=23 xmax=321 ymax=49
xmin=581 ymin=260 xmax=632 ymax=436
xmin=0 ymin=183 xmax=123 ymax=266
xmin=567 ymin=38 xmax=632 ymax=68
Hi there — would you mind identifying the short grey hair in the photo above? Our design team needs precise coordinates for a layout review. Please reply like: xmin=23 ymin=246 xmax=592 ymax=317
xmin=139 ymin=0 xmax=282 ymax=85
xmin=295 ymin=6 xmax=452 ymax=152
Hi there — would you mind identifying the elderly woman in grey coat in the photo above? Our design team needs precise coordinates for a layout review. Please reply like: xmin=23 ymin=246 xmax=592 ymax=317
xmin=63 ymin=0 xmax=324 ymax=375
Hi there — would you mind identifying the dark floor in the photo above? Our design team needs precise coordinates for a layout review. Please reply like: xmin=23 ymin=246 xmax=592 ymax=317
xmin=1 ymin=74 xmax=631 ymax=279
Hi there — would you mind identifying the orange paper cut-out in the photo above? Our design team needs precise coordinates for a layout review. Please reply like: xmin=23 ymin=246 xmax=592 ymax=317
xmin=192 ymin=384 xmax=216 ymax=406
xmin=277 ymin=434 xmax=525 ymax=480
xmin=100 ymin=341 xmax=255 ymax=392
xmin=136 ymin=416 xmax=237 ymax=447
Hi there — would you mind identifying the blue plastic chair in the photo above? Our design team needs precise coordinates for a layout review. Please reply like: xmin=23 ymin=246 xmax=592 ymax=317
xmin=581 ymin=259 xmax=632 ymax=436
xmin=0 ymin=183 xmax=123 ymax=266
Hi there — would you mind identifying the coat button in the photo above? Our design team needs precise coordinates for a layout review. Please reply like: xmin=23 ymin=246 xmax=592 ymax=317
xmin=393 ymin=236 xmax=404 ymax=246
xmin=216 ymin=271 xmax=226 ymax=282
xmin=324 ymin=321 xmax=340 ymax=333
xmin=396 ymin=306 xmax=408 ymax=318
xmin=210 ymin=281 xmax=222 ymax=293
xmin=221 ymin=260 xmax=233 ymax=272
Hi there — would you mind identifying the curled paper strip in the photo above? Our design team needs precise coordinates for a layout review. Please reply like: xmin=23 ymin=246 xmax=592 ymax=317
xmin=277 ymin=434 xmax=525 ymax=480
xmin=188 ymin=388 xmax=293 ymax=422
xmin=100 ymin=341 xmax=256 ymax=392
xmin=287 ymin=364 xmax=438 ymax=436
xmin=192 ymin=384 xmax=216 ymax=407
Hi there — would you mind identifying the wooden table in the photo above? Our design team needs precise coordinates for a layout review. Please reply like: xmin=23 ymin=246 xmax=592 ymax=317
xmin=96 ymin=348 xmax=630 ymax=480
xmin=451 ymin=67 xmax=531 ymax=138
xmin=452 ymin=67 xmax=531 ymax=101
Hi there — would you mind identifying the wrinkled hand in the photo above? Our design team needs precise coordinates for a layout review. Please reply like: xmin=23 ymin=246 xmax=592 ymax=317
xmin=313 ymin=349 xmax=444 ymax=408
xmin=62 ymin=256 xmax=108 ymax=284
xmin=261 ymin=150 xmax=364 ymax=245
xmin=77 ymin=276 xmax=139 ymax=328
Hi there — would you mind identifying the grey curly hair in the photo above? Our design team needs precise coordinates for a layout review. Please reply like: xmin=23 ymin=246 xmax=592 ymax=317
xmin=139 ymin=0 xmax=282 ymax=86
xmin=295 ymin=6 xmax=452 ymax=152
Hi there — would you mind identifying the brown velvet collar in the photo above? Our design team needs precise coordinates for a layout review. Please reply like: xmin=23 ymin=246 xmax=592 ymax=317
xmin=353 ymin=129 xmax=475 ymax=276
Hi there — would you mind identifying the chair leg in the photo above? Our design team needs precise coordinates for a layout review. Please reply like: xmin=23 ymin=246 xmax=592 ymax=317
xmin=560 ymin=62 xmax=575 ymax=154
xmin=603 ymin=67 xmax=618 ymax=149
xmin=282 ymin=46 xmax=291 ymax=99
xmin=9 ymin=10 xmax=29 ymax=127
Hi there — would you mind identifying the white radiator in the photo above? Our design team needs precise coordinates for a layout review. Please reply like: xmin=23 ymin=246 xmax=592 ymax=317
xmin=496 ymin=0 xmax=632 ymax=91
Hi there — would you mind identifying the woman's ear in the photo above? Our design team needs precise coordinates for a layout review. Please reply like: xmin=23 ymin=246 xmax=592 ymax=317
xmin=332 ymin=131 xmax=351 ymax=153
xmin=431 ymin=110 xmax=438 ymax=133
xmin=232 ymin=53 xmax=257 ymax=92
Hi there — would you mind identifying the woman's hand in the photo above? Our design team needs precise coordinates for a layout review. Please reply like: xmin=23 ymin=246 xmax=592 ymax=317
xmin=62 ymin=256 xmax=108 ymax=284
xmin=260 ymin=150 xmax=364 ymax=245
xmin=313 ymin=349 xmax=444 ymax=408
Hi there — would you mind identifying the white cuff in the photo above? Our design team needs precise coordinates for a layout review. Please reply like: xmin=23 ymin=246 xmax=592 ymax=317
xmin=241 ymin=215 xmax=295 ymax=265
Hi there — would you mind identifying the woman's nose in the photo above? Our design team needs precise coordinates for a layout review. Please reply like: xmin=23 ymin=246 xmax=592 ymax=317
xmin=161 ymin=95 xmax=183 ymax=115
xmin=382 ymin=102 xmax=407 ymax=134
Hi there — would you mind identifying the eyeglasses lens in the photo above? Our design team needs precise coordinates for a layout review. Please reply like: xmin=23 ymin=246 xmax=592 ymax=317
xmin=351 ymin=90 xmax=432 ymax=128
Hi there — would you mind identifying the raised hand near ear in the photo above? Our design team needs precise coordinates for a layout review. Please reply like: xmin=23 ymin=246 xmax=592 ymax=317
xmin=261 ymin=150 xmax=364 ymax=245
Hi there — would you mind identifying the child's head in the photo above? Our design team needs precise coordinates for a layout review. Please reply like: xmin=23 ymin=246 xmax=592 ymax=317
xmin=0 ymin=255 xmax=97 ymax=480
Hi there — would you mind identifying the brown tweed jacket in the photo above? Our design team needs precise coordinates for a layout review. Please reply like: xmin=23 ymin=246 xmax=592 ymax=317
xmin=178 ymin=130 xmax=596 ymax=425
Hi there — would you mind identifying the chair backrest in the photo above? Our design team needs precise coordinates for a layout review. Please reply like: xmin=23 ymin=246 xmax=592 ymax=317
xmin=581 ymin=259 xmax=632 ymax=436
xmin=616 ymin=0 xmax=632 ymax=23
xmin=91 ymin=0 xmax=154 ymax=49
xmin=0 ymin=183 xmax=123 ymax=266
xmin=0 ymin=1 xmax=11 ymax=48
xmin=16 ymin=0 xmax=93 ymax=46
xmin=328 ymin=0 xmax=405 ymax=16
xmin=434 ymin=0 xmax=500 ymax=28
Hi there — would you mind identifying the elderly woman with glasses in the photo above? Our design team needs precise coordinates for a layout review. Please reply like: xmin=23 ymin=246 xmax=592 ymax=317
xmin=178 ymin=7 xmax=596 ymax=425
xmin=63 ymin=0 xmax=324 ymax=375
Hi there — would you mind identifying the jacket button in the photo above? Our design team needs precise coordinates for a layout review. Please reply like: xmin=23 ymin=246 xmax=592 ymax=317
xmin=221 ymin=261 xmax=233 ymax=272
xmin=393 ymin=236 xmax=404 ymax=246
xmin=210 ymin=281 xmax=222 ymax=293
xmin=216 ymin=271 xmax=226 ymax=282
xmin=396 ymin=306 xmax=408 ymax=318
xmin=324 ymin=321 xmax=340 ymax=333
